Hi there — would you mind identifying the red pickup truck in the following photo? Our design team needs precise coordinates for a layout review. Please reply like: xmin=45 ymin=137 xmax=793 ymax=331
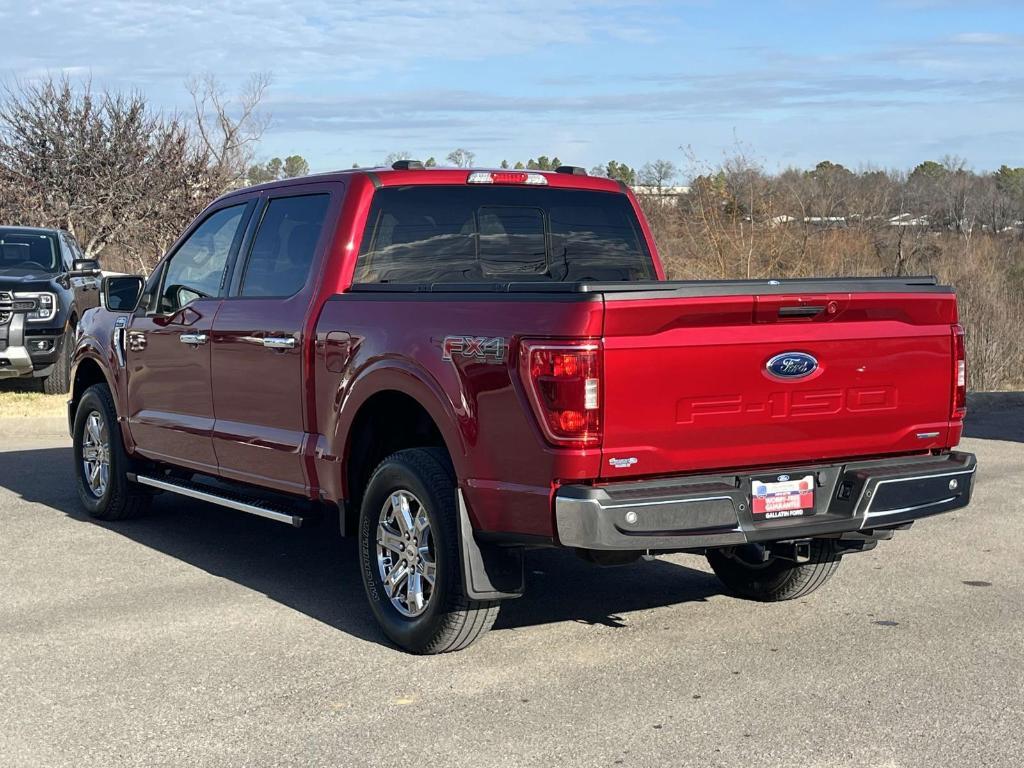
xmin=69 ymin=163 xmax=976 ymax=653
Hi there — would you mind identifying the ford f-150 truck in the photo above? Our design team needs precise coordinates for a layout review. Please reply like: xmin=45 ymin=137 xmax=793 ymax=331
xmin=69 ymin=163 xmax=976 ymax=653
xmin=1 ymin=226 xmax=101 ymax=393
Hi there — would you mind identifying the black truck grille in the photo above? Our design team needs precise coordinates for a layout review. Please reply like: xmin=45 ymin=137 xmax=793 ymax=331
xmin=0 ymin=291 xmax=12 ymax=327
xmin=0 ymin=290 xmax=9 ymax=350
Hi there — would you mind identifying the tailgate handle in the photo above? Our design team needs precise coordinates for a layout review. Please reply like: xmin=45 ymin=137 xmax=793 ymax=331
xmin=778 ymin=305 xmax=825 ymax=318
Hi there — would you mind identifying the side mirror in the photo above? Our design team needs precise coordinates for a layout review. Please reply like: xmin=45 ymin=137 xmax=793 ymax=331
xmin=102 ymin=275 xmax=145 ymax=312
xmin=70 ymin=258 xmax=102 ymax=277
xmin=73 ymin=258 xmax=100 ymax=272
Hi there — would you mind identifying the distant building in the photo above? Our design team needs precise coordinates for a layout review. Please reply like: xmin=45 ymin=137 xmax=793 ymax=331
xmin=888 ymin=213 xmax=930 ymax=227
xmin=803 ymin=216 xmax=847 ymax=227
xmin=631 ymin=185 xmax=691 ymax=205
xmin=768 ymin=215 xmax=846 ymax=227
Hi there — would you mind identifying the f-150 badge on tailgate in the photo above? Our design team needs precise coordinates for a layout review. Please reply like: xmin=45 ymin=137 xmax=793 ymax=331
xmin=442 ymin=336 xmax=506 ymax=363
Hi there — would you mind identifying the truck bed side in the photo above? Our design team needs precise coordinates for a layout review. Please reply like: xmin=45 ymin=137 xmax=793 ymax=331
xmin=311 ymin=291 xmax=604 ymax=538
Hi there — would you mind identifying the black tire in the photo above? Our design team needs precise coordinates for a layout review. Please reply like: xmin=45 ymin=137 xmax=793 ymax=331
xmin=41 ymin=327 xmax=73 ymax=395
xmin=359 ymin=448 xmax=499 ymax=654
xmin=707 ymin=540 xmax=842 ymax=601
xmin=73 ymin=383 xmax=150 ymax=521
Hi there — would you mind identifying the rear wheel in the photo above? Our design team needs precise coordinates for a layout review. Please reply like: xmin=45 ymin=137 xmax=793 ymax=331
xmin=706 ymin=540 xmax=842 ymax=601
xmin=359 ymin=448 xmax=499 ymax=654
xmin=73 ymin=384 xmax=150 ymax=521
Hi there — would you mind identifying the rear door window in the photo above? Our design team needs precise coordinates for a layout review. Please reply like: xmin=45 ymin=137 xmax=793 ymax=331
xmin=354 ymin=186 xmax=655 ymax=284
xmin=240 ymin=194 xmax=330 ymax=297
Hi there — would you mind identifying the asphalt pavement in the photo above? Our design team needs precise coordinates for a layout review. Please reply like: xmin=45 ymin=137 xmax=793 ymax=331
xmin=0 ymin=400 xmax=1021 ymax=767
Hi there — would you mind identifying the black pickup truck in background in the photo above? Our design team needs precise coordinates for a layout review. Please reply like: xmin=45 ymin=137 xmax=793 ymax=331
xmin=0 ymin=226 xmax=101 ymax=394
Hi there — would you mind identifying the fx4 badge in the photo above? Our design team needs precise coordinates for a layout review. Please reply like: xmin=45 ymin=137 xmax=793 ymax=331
xmin=442 ymin=335 xmax=507 ymax=363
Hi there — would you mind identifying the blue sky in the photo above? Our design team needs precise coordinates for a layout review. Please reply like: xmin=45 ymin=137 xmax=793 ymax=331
xmin=2 ymin=0 xmax=1022 ymax=177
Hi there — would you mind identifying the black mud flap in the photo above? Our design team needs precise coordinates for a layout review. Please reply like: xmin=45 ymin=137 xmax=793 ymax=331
xmin=457 ymin=490 xmax=524 ymax=600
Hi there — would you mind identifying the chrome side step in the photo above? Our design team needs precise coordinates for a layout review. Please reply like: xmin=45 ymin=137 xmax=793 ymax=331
xmin=131 ymin=474 xmax=304 ymax=527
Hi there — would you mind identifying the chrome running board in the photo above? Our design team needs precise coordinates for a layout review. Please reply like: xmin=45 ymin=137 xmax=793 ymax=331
xmin=131 ymin=474 xmax=304 ymax=527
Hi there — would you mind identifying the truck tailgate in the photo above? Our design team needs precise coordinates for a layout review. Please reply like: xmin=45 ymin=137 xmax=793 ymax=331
xmin=599 ymin=286 xmax=958 ymax=479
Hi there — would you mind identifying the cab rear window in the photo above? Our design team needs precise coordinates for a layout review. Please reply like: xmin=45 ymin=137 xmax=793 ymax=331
xmin=353 ymin=186 xmax=655 ymax=284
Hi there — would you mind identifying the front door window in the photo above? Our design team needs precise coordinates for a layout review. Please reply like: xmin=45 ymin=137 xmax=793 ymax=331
xmin=159 ymin=205 xmax=246 ymax=314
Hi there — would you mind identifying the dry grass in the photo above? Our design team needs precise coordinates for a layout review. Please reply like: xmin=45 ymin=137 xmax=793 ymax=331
xmin=0 ymin=389 xmax=67 ymax=419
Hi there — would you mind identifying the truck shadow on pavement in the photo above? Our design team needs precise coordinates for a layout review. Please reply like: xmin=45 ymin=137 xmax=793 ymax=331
xmin=963 ymin=393 xmax=1024 ymax=443
xmin=0 ymin=446 xmax=721 ymax=649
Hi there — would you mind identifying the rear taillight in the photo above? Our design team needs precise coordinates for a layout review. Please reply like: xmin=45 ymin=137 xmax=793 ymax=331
xmin=519 ymin=341 xmax=601 ymax=446
xmin=952 ymin=324 xmax=967 ymax=420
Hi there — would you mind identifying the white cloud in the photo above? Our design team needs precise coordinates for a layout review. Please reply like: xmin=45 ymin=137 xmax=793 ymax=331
xmin=3 ymin=1 xmax=1022 ymax=172
xmin=1 ymin=0 xmax=654 ymax=88
xmin=949 ymin=32 xmax=1021 ymax=46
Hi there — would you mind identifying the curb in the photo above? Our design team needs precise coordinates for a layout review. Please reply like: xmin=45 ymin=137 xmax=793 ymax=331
xmin=0 ymin=416 xmax=69 ymax=440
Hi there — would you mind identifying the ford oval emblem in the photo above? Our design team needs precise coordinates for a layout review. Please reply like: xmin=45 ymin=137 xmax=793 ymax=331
xmin=766 ymin=352 xmax=818 ymax=379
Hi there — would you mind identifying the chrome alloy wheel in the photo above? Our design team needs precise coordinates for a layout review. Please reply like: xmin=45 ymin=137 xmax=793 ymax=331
xmin=376 ymin=490 xmax=436 ymax=617
xmin=81 ymin=410 xmax=110 ymax=498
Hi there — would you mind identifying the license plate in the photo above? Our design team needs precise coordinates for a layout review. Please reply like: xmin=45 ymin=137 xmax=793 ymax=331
xmin=751 ymin=474 xmax=816 ymax=519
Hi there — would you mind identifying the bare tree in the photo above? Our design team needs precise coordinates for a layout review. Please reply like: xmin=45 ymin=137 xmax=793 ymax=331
xmin=0 ymin=77 xmax=204 ymax=265
xmin=639 ymin=159 xmax=678 ymax=190
xmin=383 ymin=151 xmax=412 ymax=167
xmin=187 ymin=72 xmax=271 ymax=187
xmin=446 ymin=148 xmax=475 ymax=168
xmin=0 ymin=74 xmax=268 ymax=272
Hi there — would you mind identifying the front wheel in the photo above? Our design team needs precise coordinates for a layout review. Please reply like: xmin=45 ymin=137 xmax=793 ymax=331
xmin=359 ymin=448 xmax=499 ymax=654
xmin=41 ymin=327 xmax=73 ymax=395
xmin=706 ymin=540 xmax=842 ymax=601
xmin=73 ymin=384 xmax=150 ymax=521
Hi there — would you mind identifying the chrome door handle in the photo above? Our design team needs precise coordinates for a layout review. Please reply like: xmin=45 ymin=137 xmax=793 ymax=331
xmin=263 ymin=336 xmax=296 ymax=349
xmin=180 ymin=333 xmax=208 ymax=346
